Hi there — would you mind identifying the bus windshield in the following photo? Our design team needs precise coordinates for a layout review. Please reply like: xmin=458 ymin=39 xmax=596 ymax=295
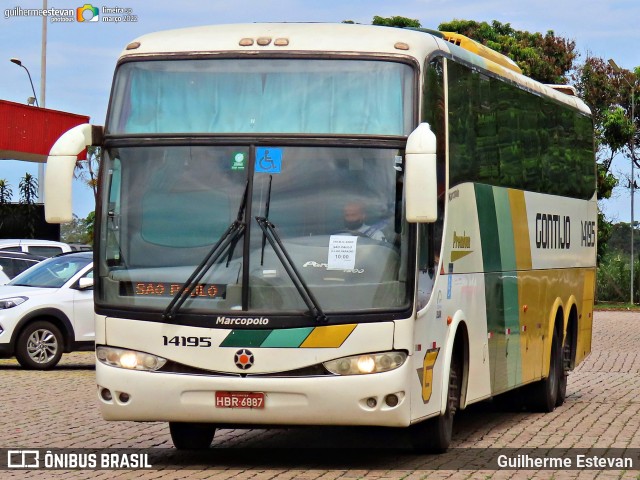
xmin=98 ymin=145 xmax=411 ymax=320
xmin=107 ymin=58 xmax=414 ymax=136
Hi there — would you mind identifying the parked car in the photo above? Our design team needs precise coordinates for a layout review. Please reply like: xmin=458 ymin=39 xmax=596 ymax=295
xmin=68 ymin=243 xmax=92 ymax=252
xmin=0 ymin=251 xmax=94 ymax=369
xmin=0 ymin=251 xmax=46 ymax=285
xmin=0 ymin=239 xmax=73 ymax=258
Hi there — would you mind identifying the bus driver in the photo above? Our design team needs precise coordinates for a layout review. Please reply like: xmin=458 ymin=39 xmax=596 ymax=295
xmin=342 ymin=201 xmax=386 ymax=242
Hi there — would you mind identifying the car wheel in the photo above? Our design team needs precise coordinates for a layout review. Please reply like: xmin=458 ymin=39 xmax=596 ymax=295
xmin=15 ymin=321 xmax=64 ymax=370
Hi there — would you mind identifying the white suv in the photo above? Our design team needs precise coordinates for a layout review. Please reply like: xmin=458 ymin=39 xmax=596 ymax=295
xmin=0 ymin=252 xmax=94 ymax=369
xmin=0 ymin=239 xmax=73 ymax=258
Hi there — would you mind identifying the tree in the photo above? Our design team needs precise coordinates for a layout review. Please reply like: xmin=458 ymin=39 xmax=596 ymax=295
xmin=18 ymin=173 xmax=37 ymax=204
xmin=372 ymin=15 xmax=420 ymax=28
xmin=18 ymin=173 xmax=38 ymax=238
xmin=60 ymin=214 xmax=85 ymax=243
xmin=573 ymin=57 xmax=639 ymax=259
xmin=437 ymin=19 xmax=577 ymax=84
xmin=0 ymin=179 xmax=13 ymax=233
xmin=60 ymin=212 xmax=94 ymax=245
xmin=84 ymin=211 xmax=95 ymax=245
xmin=75 ymin=146 xmax=101 ymax=202
xmin=573 ymin=57 xmax=638 ymax=176
xmin=0 ymin=179 xmax=12 ymax=204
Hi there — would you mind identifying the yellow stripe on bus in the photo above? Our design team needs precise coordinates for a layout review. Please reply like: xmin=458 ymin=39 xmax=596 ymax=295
xmin=508 ymin=189 xmax=532 ymax=270
xmin=300 ymin=324 xmax=357 ymax=348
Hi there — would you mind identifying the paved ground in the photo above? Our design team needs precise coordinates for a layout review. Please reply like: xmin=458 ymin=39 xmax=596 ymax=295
xmin=2 ymin=311 xmax=640 ymax=479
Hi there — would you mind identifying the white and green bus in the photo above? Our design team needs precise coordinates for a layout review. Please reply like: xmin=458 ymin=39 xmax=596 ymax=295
xmin=45 ymin=23 xmax=596 ymax=451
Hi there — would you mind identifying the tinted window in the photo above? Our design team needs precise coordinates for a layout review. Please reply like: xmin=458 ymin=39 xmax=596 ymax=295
xmin=11 ymin=255 xmax=91 ymax=288
xmin=28 ymin=246 xmax=64 ymax=257
xmin=0 ymin=258 xmax=18 ymax=278
xmin=0 ymin=257 xmax=38 ymax=278
xmin=447 ymin=61 xmax=595 ymax=199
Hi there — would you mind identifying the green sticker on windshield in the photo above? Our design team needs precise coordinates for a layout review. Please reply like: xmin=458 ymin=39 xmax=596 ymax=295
xmin=231 ymin=152 xmax=246 ymax=171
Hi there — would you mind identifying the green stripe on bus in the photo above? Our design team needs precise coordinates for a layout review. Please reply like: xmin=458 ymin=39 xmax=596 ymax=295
xmin=261 ymin=327 xmax=314 ymax=347
xmin=493 ymin=188 xmax=522 ymax=386
xmin=502 ymin=271 xmax=522 ymax=387
xmin=220 ymin=330 xmax=272 ymax=347
xmin=493 ymin=188 xmax=516 ymax=271
xmin=485 ymin=272 xmax=506 ymax=393
xmin=477 ymin=185 xmax=523 ymax=392
xmin=474 ymin=184 xmax=502 ymax=272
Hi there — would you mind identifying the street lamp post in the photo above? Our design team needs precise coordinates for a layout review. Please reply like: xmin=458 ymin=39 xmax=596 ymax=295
xmin=39 ymin=0 xmax=47 ymax=203
xmin=609 ymin=59 xmax=637 ymax=304
xmin=9 ymin=58 xmax=39 ymax=107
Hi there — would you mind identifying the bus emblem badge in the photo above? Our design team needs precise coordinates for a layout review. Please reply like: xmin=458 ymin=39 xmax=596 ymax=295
xmin=234 ymin=349 xmax=254 ymax=370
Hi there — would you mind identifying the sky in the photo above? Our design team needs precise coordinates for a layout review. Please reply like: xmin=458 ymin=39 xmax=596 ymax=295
xmin=1 ymin=0 xmax=638 ymax=222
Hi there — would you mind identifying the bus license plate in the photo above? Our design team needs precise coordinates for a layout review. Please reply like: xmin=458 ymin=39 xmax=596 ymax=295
xmin=215 ymin=391 xmax=265 ymax=409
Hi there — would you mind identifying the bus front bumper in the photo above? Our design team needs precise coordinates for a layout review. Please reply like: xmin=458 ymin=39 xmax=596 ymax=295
xmin=96 ymin=361 xmax=412 ymax=427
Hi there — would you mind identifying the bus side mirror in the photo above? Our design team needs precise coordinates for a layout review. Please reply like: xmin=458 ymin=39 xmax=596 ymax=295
xmin=405 ymin=123 xmax=437 ymax=223
xmin=45 ymin=124 xmax=103 ymax=223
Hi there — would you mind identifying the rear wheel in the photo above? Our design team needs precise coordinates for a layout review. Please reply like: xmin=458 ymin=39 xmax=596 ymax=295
xmin=15 ymin=321 xmax=64 ymax=370
xmin=556 ymin=332 xmax=570 ymax=407
xmin=410 ymin=352 xmax=461 ymax=453
xmin=169 ymin=422 xmax=216 ymax=450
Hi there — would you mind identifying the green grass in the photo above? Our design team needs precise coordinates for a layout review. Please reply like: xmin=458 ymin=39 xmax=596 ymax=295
xmin=594 ymin=302 xmax=640 ymax=311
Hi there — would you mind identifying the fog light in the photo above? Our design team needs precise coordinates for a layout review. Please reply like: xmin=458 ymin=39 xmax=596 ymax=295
xmin=118 ymin=392 xmax=130 ymax=403
xmin=100 ymin=388 xmax=113 ymax=401
xmin=366 ymin=397 xmax=377 ymax=408
xmin=385 ymin=394 xmax=399 ymax=407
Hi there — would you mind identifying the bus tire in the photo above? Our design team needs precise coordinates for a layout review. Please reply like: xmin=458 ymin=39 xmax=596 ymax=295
xmin=556 ymin=332 xmax=570 ymax=407
xmin=529 ymin=331 xmax=561 ymax=412
xmin=410 ymin=352 xmax=461 ymax=453
xmin=169 ymin=422 xmax=216 ymax=450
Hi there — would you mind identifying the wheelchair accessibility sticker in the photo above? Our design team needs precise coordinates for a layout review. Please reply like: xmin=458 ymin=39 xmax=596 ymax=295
xmin=255 ymin=147 xmax=282 ymax=174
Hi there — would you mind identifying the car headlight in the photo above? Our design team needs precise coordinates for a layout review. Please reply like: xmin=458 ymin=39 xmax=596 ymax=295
xmin=0 ymin=297 xmax=28 ymax=309
xmin=96 ymin=346 xmax=167 ymax=371
xmin=323 ymin=351 xmax=407 ymax=375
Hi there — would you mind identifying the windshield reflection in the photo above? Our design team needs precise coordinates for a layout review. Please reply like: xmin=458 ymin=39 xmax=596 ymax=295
xmin=99 ymin=145 xmax=410 ymax=318
xmin=11 ymin=255 xmax=91 ymax=289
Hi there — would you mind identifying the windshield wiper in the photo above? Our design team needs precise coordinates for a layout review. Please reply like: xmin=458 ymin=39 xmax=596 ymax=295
xmin=255 ymin=216 xmax=328 ymax=323
xmin=260 ymin=175 xmax=273 ymax=266
xmin=163 ymin=182 xmax=249 ymax=322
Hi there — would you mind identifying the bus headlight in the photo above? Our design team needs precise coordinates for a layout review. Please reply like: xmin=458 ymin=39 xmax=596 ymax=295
xmin=96 ymin=346 xmax=167 ymax=371
xmin=323 ymin=351 xmax=407 ymax=375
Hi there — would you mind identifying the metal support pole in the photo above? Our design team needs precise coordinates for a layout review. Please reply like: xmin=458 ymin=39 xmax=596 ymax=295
xmin=38 ymin=0 xmax=47 ymax=203
xmin=609 ymin=59 xmax=637 ymax=304
xmin=632 ymin=91 xmax=636 ymax=304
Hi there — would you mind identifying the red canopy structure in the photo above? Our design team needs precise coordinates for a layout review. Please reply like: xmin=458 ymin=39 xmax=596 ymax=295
xmin=0 ymin=99 xmax=90 ymax=162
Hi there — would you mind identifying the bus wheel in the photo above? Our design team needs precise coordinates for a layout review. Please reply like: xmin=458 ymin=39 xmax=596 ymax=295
xmin=529 ymin=331 xmax=561 ymax=412
xmin=410 ymin=353 xmax=461 ymax=453
xmin=556 ymin=333 xmax=570 ymax=407
xmin=169 ymin=422 xmax=216 ymax=450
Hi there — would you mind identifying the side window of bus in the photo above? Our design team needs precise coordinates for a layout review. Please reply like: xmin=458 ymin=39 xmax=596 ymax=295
xmin=446 ymin=60 xmax=595 ymax=200
xmin=417 ymin=57 xmax=446 ymax=309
